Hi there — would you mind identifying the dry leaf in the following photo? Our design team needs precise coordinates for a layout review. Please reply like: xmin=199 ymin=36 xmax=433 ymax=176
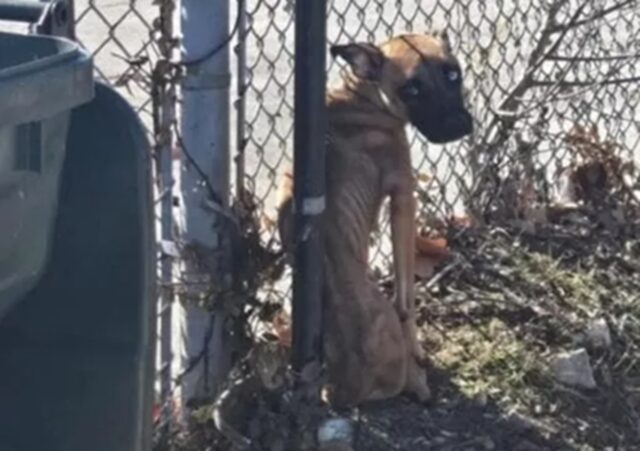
xmin=272 ymin=311 xmax=292 ymax=348
xmin=416 ymin=172 xmax=433 ymax=184
xmin=415 ymin=235 xmax=450 ymax=280
xmin=415 ymin=235 xmax=450 ymax=259
xmin=449 ymin=214 xmax=476 ymax=229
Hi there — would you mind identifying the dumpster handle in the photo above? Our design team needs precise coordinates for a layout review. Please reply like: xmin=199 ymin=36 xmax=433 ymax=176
xmin=0 ymin=0 xmax=73 ymax=39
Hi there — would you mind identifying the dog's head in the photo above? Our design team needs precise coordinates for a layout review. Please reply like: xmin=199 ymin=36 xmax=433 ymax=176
xmin=330 ymin=32 xmax=473 ymax=143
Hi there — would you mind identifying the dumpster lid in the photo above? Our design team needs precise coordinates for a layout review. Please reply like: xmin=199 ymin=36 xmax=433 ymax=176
xmin=0 ymin=31 xmax=93 ymax=126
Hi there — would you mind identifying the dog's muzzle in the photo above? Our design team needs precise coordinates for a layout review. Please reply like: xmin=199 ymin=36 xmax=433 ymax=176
xmin=411 ymin=108 xmax=473 ymax=144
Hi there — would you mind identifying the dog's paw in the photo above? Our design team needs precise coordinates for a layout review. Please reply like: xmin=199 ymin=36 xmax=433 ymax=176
xmin=414 ymin=384 xmax=432 ymax=404
xmin=410 ymin=342 xmax=428 ymax=365
xmin=405 ymin=372 xmax=432 ymax=404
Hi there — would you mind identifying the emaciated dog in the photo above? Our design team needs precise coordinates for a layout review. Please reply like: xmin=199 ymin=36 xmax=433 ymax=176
xmin=277 ymin=31 xmax=473 ymax=406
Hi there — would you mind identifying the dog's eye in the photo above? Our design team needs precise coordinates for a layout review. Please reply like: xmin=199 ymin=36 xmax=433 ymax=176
xmin=445 ymin=68 xmax=460 ymax=84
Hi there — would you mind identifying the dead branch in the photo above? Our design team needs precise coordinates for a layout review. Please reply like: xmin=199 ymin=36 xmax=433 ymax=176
xmin=547 ymin=52 xmax=640 ymax=62
xmin=496 ymin=0 xmax=588 ymax=115
xmin=466 ymin=0 xmax=639 ymax=220
xmin=548 ymin=0 xmax=636 ymax=33
xmin=531 ymin=75 xmax=640 ymax=87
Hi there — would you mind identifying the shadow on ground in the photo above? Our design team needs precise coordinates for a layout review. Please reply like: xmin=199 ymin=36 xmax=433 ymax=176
xmin=350 ymin=367 xmax=569 ymax=451
xmin=160 ymin=214 xmax=640 ymax=451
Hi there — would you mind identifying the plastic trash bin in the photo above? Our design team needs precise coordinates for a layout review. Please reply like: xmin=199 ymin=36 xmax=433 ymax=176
xmin=0 ymin=30 xmax=93 ymax=318
xmin=0 ymin=80 xmax=155 ymax=451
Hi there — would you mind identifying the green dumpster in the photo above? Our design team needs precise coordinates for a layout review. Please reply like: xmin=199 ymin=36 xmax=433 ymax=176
xmin=0 ymin=30 xmax=93 ymax=317
xmin=0 ymin=29 xmax=155 ymax=451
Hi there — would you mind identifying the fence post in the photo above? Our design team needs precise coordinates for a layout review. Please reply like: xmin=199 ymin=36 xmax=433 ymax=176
xmin=155 ymin=0 xmax=178 ymax=432
xmin=233 ymin=2 xmax=247 ymax=197
xmin=291 ymin=0 xmax=327 ymax=373
xmin=174 ymin=0 xmax=231 ymax=416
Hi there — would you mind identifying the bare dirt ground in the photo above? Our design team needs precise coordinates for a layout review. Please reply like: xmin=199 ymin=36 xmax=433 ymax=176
xmin=3 ymin=2 xmax=637 ymax=450
xmin=155 ymin=201 xmax=640 ymax=451
xmin=60 ymin=5 xmax=639 ymax=450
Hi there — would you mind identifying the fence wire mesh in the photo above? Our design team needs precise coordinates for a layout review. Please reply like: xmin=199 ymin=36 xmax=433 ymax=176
xmin=74 ymin=0 xmax=158 ymax=127
xmin=69 ymin=0 xmax=640 ymax=449
xmin=241 ymin=0 xmax=640 ymax=277
xmin=231 ymin=3 xmax=640 ymax=446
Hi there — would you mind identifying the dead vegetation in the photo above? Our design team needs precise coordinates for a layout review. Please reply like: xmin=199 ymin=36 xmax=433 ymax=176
xmin=407 ymin=219 xmax=640 ymax=450
xmin=155 ymin=178 xmax=640 ymax=450
xmin=153 ymin=1 xmax=640 ymax=442
xmin=152 ymin=106 xmax=640 ymax=450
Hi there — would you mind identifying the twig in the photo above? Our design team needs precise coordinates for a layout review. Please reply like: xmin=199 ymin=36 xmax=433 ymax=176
xmin=531 ymin=75 xmax=640 ymax=87
xmin=491 ymin=28 xmax=594 ymax=123
xmin=155 ymin=185 xmax=174 ymax=205
xmin=524 ymin=49 xmax=633 ymax=105
xmin=468 ymin=0 xmax=588 ymax=208
xmin=548 ymin=0 xmax=635 ymax=33
xmin=172 ymin=125 xmax=218 ymax=205
xmin=547 ymin=52 xmax=640 ymax=62
xmin=498 ymin=0 xmax=589 ymax=114
xmin=173 ymin=312 xmax=216 ymax=385
xmin=424 ymin=259 xmax=463 ymax=291
xmin=180 ymin=0 xmax=244 ymax=67
xmin=498 ymin=36 xmax=634 ymax=127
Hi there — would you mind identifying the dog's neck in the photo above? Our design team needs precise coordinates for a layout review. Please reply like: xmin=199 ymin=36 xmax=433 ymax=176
xmin=327 ymin=75 xmax=406 ymax=133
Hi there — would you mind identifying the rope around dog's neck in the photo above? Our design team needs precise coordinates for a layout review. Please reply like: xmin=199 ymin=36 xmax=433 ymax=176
xmin=333 ymin=35 xmax=437 ymax=125
xmin=338 ymin=68 xmax=406 ymax=125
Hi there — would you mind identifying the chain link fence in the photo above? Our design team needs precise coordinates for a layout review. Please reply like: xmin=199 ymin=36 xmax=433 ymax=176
xmin=242 ymin=0 xmax=639 ymax=266
xmin=231 ymin=5 xmax=640 ymax=444
xmin=69 ymin=0 xmax=640 ymax=448
xmin=73 ymin=0 xmax=158 ymax=127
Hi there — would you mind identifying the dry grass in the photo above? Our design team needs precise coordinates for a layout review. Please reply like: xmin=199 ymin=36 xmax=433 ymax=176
xmin=157 ymin=208 xmax=640 ymax=451
xmin=390 ymin=217 xmax=640 ymax=450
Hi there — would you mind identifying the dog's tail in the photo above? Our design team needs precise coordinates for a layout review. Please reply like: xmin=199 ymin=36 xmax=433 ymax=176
xmin=276 ymin=166 xmax=294 ymax=256
xmin=276 ymin=165 xmax=294 ymax=209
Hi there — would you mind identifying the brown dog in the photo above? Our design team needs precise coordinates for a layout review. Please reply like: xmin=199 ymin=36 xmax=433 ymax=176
xmin=276 ymin=32 xmax=473 ymax=406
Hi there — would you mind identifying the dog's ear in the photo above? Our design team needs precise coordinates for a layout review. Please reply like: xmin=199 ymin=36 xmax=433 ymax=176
xmin=330 ymin=43 xmax=384 ymax=80
xmin=431 ymin=29 xmax=452 ymax=53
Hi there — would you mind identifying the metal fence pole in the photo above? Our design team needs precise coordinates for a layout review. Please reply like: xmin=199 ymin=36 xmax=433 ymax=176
xmin=175 ymin=0 xmax=230 ymax=413
xmin=234 ymin=2 xmax=246 ymax=198
xmin=291 ymin=0 xmax=327 ymax=373
xmin=65 ymin=0 xmax=75 ymax=40
xmin=156 ymin=0 xmax=177 ymax=430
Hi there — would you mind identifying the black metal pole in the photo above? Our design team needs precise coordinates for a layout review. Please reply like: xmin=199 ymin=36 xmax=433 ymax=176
xmin=291 ymin=0 xmax=326 ymax=373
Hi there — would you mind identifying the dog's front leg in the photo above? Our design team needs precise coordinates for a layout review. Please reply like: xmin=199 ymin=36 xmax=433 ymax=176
xmin=390 ymin=186 xmax=425 ymax=362
xmin=390 ymin=187 xmax=416 ymax=320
